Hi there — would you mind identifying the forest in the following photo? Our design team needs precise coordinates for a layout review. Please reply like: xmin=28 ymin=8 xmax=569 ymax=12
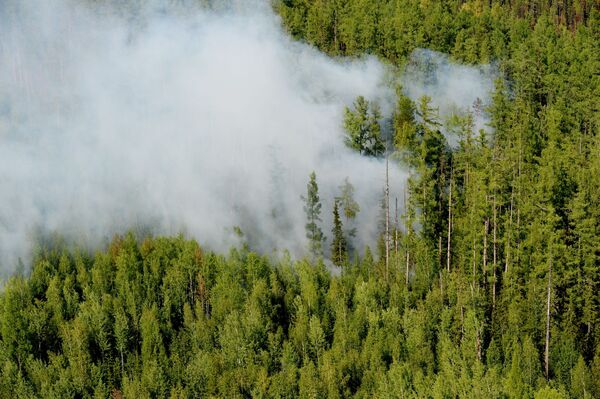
xmin=1 ymin=0 xmax=599 ymax=397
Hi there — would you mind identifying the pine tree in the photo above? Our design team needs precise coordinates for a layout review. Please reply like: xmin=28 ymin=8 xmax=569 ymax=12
xmin=330 ymin=200 xmax=347 ymax=267
xmin=302 ymin=172 xmax=325 ymax=258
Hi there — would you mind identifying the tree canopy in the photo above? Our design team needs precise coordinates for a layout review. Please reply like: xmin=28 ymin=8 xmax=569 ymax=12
xmin=1 ymin=0 xmax=599 ymax=397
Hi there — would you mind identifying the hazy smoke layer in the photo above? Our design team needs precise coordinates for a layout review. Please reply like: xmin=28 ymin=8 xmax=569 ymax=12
xmin=402 ymin=48 xmax=497 ymax=138
xmin=0 ymin=1 xmax=496 ymax=273
xmin=0 ymin=0 xmax=404 ymax=271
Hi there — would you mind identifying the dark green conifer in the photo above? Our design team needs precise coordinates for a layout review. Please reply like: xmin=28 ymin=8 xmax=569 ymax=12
xmin=301 ymin=172 xmax=325 ymax=258
xmin=330 ymin=200 xmax=347 ymax=267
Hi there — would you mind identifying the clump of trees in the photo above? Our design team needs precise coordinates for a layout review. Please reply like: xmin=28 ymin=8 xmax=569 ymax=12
xmin=1 ymin=232 xmax=600 ymax=397
xmin=279 ymin=3 xmax=600 ymax=397
xmin=343 ymin=95 xmax=385 ymax=157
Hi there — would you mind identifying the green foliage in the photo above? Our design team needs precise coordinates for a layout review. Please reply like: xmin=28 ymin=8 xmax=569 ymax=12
xmin=343 ymin=96 xmax=385 ymax=157
xmin=330 ymin=200 xmax=348 ymax=267
xmin=302 ymin=172 xmax=326 ymax=258
xmin=274 ymin=2 xmax=600 ymax=395
xmin=394 ymin=90 xmax=417 ymax=150
xmin=0 ymin=231 xmax=599 ymax=396
xmin=337 ymin=177 xmax=360 ymax=255
xmin=1 ymin=0 xmax=599 ymax=396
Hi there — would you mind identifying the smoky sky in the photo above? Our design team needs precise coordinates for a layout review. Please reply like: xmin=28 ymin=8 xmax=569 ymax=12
xmin=0 ymin=0 xmax=494 ymax=273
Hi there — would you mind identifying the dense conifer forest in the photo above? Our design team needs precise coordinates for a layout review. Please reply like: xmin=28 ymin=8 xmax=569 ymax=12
xmin=1 ymin=0 xmax=599 ymax=397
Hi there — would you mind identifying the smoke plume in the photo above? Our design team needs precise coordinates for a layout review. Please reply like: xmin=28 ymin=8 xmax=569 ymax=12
xmin=0 ymin=1 xmax=494 ymax=274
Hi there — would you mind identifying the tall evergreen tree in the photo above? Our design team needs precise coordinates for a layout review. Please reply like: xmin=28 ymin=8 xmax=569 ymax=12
xmin=337 ymin=177 xmax=359 ymax=253
xmin=302 ymin=172 xmax=325 ymax=258
xmin=330 ymin=200 xmax=347 ymax=267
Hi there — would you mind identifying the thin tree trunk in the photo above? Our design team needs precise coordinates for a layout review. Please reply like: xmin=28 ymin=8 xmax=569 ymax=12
xmin=438 ymin=235 xmax=442 ymax=270
xmin=405 ymin=249 xmax=410 ymax=286
xmin=385 ymin=155 xmax=390 ymax=282
xmin=460 ymin=305 xmax=465 ymax=337
xmin=516 ymin=208 xmax=521 ymax=269
xmin=545 ymin=245 xmax=553 ymax=380
xmin=447 ymin=168 xmax=453 ymax=273
xmin=506 ymin=184 xmax=514 ymax=273
xmin=493 ymin=197 xmax=497 ymax=309
xmin=483 ymin=219 xmax=489 ymax=288
xmin=404 ymin=188 xmax=410 ymax=286
xmin=472 ymin=236 xmax=477 ymax=295
xmin=395 ymin=197 xmax=399 ymax=274
xmin=516 ymin=135 xmax=522 ymax=270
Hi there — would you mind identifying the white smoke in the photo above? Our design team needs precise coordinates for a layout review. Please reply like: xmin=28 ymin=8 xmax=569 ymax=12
xmin=0 ymin=2 xmax=496 ymax=274
xmin=402 ymin=48 xmax=497 ymax=140
xmin=0 ymin=0 xmax=405 ymax=272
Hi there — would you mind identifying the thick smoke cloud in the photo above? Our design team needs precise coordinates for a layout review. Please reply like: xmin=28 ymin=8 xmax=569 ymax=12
xmin=0 ymin=1 xmax=495 ymax=274
xmin=0 ymin=0 xmax=403 ymax=272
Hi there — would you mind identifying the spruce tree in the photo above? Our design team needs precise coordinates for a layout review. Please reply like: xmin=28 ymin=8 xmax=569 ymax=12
xmin=337 ymin=177 xmax=359 ymax=253
xmin=302 ymin=172 xmax=325 ymax=258
xmin=330 ymin=200 xmax=347 ymax=267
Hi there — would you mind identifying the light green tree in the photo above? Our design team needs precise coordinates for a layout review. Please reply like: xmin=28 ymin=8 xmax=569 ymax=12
xmin=343 ymin=96 xmax=385 ymax=157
